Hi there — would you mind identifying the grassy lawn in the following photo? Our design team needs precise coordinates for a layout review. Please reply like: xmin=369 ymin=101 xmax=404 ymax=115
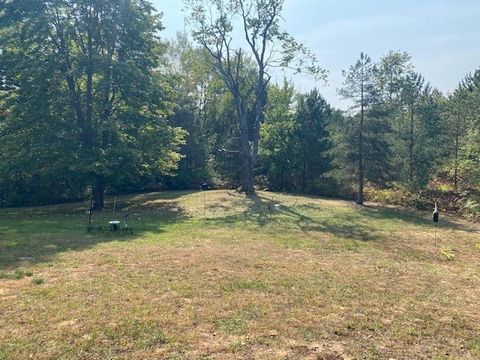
xmin=0 ymin=190 xmax=479 ymax=359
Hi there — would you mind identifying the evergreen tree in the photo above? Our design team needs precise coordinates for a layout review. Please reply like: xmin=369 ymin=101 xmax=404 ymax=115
xmin=444 ymin=69 xmax=480 ymax=189
xmin=293 ymin=89 xmax=332 ymax=192
xmin=338 ymin=53 xmax=377 ymax=205
xmin=400 ymin=72 xmax=430 ymax=187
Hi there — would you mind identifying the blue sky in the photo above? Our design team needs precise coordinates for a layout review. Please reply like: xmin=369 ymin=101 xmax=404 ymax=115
xmin=152 ymin=0 xmax=480 ymax=109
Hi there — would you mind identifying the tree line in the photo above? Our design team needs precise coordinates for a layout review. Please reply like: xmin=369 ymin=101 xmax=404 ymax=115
xmin=0 ymin=0 xmax=479 ymax=210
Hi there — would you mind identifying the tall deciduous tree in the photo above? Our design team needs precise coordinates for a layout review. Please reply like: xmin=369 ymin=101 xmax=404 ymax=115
xmin=164 ymin=34 xmax=213 ymax=188
xmin=186 ymin=0 xmax=324 ymax=194
xmin=0 ymin=0 xmax=184 ymax=208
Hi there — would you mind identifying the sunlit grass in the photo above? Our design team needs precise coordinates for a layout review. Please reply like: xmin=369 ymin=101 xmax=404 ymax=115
xmin=0 ymin=190 xmax=479 ymax=359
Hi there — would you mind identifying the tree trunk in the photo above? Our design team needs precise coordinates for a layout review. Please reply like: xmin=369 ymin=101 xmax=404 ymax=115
xmin=409 ymin=107 xmax=415 ymax=186
xmin=236 ymin=98 xmax=255 ymax=194
xmin=302 ymin=161 xmax=307 ymax=191
xmin=280 ymin=167 xmax=284 ymax=190
xmin=240 ymin=137 xmax=254 ymax=194
xmin=93 ymin=175 xmax=105 ymax=210
xmin=454 ymin=128 xmax=459 ymax=191
xmin=357 ymin=85 xmax=365 ymax=205
xmin=251 ymin=79 xmax=268 ymax=172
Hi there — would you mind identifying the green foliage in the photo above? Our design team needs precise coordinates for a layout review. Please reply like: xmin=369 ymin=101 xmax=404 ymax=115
xmin=336 ymin=52 xmax=379 ymax=204
xmin=185 ymin=0 xmax=325 ymax=193
xmin=459 ymin=193 xmax=480 ymax=218
xmin=441 ymin=69 xmax=480 ymax=190
xmin=259 ymin=80 xmax=297 ymax=190
xmin=259 ymin=83 xmax=333 ymax=193
xmin=331 ymin=110 xmax=395 ymax=187
xmin=365 ymin=186 xmax=431 ymax=210
xmin=0 ymin=0 xmax=184 ymax=207
xmin=0 ymin=1 xmax=478 ymax=211
xmin=294 ymin=89 xmax=333 ymax=192
xmin=334 ymin=52 xmax=399 ymax=202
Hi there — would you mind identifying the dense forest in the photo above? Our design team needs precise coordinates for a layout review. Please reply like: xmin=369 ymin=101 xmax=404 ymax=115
xmin=0 ymin=0 xmax=479 ymax=215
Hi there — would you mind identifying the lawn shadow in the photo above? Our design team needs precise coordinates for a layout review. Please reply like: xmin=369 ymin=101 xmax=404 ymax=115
xmin=277 ymin=201 xmax=380 ymax=241
xmin=205 ymin=193 xmax=381 ymax=241
xmin=364 ymin=203 xmax=479 ymax=233
xmin=1 ymin=191 xmax=477 ymax=271
xmin=0 ymin=195 xmax=190 ymax=270
xmin=204 ymin=193 xmax=478 ymax=242
xmin=204 ymin=193 xmax=274 ymax=227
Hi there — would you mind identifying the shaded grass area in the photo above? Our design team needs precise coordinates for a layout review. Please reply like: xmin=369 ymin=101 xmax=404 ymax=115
xmin=0 ymin=190 xmax=479 ymax=359
xmin=0 ymin=191 xmax=194 ymax=269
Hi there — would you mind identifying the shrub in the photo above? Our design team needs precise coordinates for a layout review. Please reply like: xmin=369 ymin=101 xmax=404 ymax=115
xmin=365 ymin=185 xmax=431 ymax=210
xmin=31 ymin=278 xmax=44 ymax=285
xmin=459 ymin=195 xmax=480 ymax=218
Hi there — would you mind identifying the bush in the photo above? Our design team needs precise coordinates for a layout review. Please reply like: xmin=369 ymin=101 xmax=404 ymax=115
xmin=367 ymin=185 xmax=480 ymax=219
xmin=31 ymin=278 xmax=44 ymax=285
xmin=365 ymin=185 xmax=431 ymax=210
xmin=459 ymin=191 xmax=480 ymax=218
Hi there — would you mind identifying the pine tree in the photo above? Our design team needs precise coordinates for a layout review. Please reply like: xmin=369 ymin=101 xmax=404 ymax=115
xmin=338 ymin=53 xmax=377 ymax=205
xmin=294 ymin=89 xmax=332 ymax=192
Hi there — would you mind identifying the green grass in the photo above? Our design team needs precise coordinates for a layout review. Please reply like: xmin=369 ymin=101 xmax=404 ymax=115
xmin=0 ymin=190 xmax=479 ymax=359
